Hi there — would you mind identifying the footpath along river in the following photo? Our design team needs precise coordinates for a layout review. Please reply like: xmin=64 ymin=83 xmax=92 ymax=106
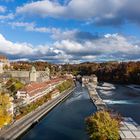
xmin=21 ymin=82 xmax=96 ymax=140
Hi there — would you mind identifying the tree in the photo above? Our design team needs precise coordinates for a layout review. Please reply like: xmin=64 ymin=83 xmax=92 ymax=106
xmin=0 ymin=93 xmax=12 ymax=128
xmin=85 ymin=111 xmax=120 ymax=140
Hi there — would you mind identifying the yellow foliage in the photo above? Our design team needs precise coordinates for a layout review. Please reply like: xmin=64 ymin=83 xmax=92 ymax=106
xmin=86 ymin=111 xmax=120 ymax=140
xmin=0 ymin=93 xmax=12 ymax=128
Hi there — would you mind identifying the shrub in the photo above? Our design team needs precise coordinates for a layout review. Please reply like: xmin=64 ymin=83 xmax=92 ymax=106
xmin=57 ymin=79 xmax=74 ymax=92
xmin=85 ymin=111 xmax=120 ymax=140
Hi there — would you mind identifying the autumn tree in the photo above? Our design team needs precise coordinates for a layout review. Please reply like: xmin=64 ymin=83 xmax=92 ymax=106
xmin=0 ymin=93 xmax=12 ymax=128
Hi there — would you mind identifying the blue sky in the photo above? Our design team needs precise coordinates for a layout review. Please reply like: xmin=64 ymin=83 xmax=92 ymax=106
xmin=0 ymin=0 xmax=140 ymax=63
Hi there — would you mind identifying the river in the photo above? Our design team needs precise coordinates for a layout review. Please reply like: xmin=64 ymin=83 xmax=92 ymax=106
xmin=97 ymin=83 xmax=140 ymax=124
xmin=21 ymin=82 xmax=96 ymax=140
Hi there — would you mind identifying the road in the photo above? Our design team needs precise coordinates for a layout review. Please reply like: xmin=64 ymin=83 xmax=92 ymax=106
xmin=0 ymin=87 xmax=75 ymax=140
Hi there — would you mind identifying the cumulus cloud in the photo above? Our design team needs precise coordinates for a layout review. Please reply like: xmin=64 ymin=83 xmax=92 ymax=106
xmin=16 ymin=0 xmax=140 ymax=26
xmin=0 ymin=33 xmax=68 ymax=63
xmin=51 ymin=29 xmax=99 ymax=41
xmin=16 ymin=0 xmax=65 ymax=18
xmin=0 ymin=13 xmax=14 ymax=20
xmin=0 ymin=32 xmax=140 ymax=63
xmin=0 ymin=34 xmax=33 ymax=56
xmin=9 ymin=21 xmax=99 ymax=43
xmin=54 ymin=34 xmax=140 ymax=57
xmin=0 ymin=5 xmax=6 ymax=13
xmin=9 ymin=21 xmax=60 ymax=33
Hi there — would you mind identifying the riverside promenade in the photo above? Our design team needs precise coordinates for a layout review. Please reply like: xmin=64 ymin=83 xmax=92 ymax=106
xmin=86 ymin=81 xmax=140 ymax=140
xmin=0 ymin=87 xmax=75 ymax=140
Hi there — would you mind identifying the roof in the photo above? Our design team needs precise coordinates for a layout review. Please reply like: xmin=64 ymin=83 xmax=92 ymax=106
xmin=51 ymin=89 xmax=60 ymax=95
xmin=19 ymin=78 xmax=64 ymax=97
xmin=0 ymin=55 xmax=7 ymax=60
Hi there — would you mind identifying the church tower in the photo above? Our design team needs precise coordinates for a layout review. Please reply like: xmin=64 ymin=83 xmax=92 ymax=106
xmin=29 ymin=66 xmax=37 ymax=82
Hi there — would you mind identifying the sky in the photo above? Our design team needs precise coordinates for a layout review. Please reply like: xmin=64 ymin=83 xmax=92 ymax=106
xmin=0 ymin=0 xmax=140 ymax=63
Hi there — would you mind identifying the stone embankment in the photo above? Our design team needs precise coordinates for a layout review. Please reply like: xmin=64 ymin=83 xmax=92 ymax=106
xmin=86 ymin=82 xmax=107 ymax=110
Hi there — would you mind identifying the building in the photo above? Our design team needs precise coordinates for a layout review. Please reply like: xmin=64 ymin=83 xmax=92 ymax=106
xmin=9 ymin=66 xmax=51 ymax=84
xmin=50 ymin=89 xmax=60 ymax=99
xmin=0 ymin=62 xmax=3 ymax=74
xmin=29 ymin=66 xmax=37 ymax=82
xmin=0 ymin=55 xmax=10 ymax=74
xmin=0 ymin=55 xmax=10 ymax=67
xmin=0 ymin=55 xmax=50 ymax=84
xmin=82 ymin=75 xmax=98 ymax=87
xmin=16 ymin=78 xmax=65 ymax=105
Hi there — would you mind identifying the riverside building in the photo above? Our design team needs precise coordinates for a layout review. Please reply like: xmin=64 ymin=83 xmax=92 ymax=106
xmin=16 ymin=78 xmax=65 ymax=105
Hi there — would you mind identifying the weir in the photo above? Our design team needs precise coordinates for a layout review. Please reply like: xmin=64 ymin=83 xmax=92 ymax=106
xmin=86 ymin=82 xmax=107 ymax=110
xmin=83 ymin=77 xmax=140 ymax=140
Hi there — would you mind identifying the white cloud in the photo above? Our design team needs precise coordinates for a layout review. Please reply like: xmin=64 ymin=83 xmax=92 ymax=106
xmin=0 ymin=33 xmax=140 ymax=63
xmin=16 ymin=0 xmax=140 ymax=25
xmin=16 ymin=0 xmax=65 ymax=18
xmin=0 ymin=34 xmax=34 ymax=55
xmin=0 ymin=5 xmax=6 ymax=13
xmin=0 ymin=13 xmax=14 ymax=20
xmin=9 ymin=21 xmax=59 ymax=33
xmin=51 ymin=29 xmax=78 ymax=40
xmin=53 ymin=33 xmax=140 ymax=61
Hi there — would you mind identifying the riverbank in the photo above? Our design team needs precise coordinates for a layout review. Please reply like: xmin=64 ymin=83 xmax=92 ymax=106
xmin=21 ymin=82 xmax=96 ymax=140
xmin=0 ymin=86 xmax=75 ymax=140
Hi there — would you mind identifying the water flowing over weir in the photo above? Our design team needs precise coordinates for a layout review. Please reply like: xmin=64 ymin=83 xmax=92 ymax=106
xmin=21 ymin=82 xmax=96 ymax=140
xmin=97 ymin=83 xmax=140 ymax=125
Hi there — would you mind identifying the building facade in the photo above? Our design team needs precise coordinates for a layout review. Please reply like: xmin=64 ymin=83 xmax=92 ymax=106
xmin=0 ymin=55 xmax=10 ymax=67
xmin=9 ymin=66 xmax=51 ymax=84
xmin=0 ymin=55 xmax=10 ymax=74
xmin=16 ymin=78 xmax=65 ymax=105
xmin=82 ymin=75 xmax=98 ymax=87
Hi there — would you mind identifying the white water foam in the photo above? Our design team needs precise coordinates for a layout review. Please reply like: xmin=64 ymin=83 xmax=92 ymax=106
xmin=103 ymin=100 xmax=137 ymax=105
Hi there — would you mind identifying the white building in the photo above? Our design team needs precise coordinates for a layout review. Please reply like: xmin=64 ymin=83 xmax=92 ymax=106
xmin=82 ymin=75 xmax=98 ymax=87
xmin=50 ymin=89 xmax=60 ymax=99
xmin=16 ymin=78 xmax=65 ymax=105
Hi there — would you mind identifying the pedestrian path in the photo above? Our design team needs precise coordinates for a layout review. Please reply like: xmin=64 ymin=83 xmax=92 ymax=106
xmin=120 ymin=117 xmax=140 ymax=139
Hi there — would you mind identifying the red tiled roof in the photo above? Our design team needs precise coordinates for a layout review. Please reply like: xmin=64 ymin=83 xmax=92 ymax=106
xmin=0 ymin=55 xmax=7 ymax=60
xmin=51 ymin=89 xmax=60 ymax=95
xmin=19 ymin=78 xmax=65 ymax=97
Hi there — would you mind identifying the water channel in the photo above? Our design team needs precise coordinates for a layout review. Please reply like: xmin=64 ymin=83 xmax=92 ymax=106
xmin=21 ymin=82 xmax=96 ymax=140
